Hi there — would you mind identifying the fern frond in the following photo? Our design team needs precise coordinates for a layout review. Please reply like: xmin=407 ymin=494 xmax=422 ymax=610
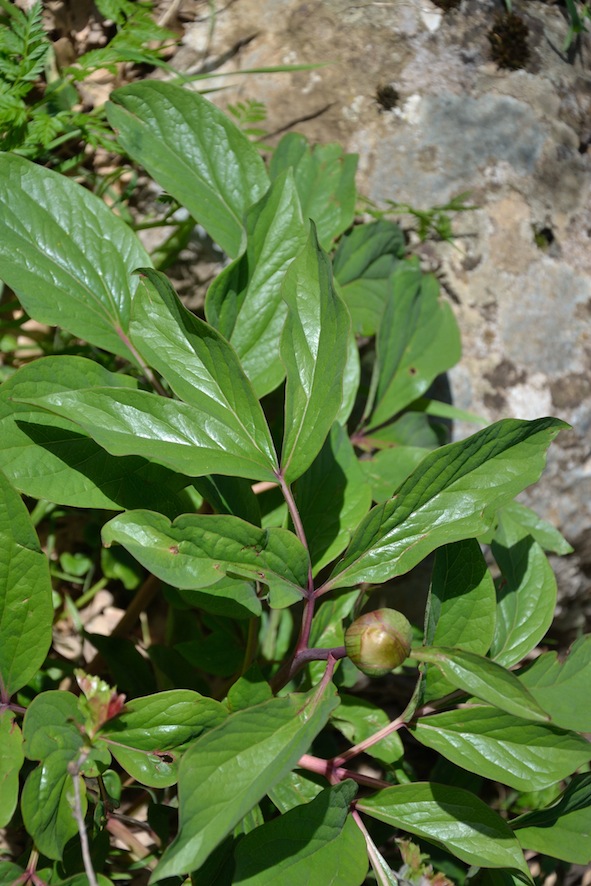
xmin=0 ymin=0 xmax=50 ymax=90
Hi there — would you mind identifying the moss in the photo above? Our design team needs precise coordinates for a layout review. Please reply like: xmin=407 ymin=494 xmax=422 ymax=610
xmin=488 ymin=12 xmax=530 ymax=70
xmin=375 ymin=84 xmax=399 ymax=111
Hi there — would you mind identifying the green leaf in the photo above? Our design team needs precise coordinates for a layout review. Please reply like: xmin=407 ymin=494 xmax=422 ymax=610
xmin=332 ymin=694 xmax=404 ymax=766
xmin=270 ymin=132 xmax=357 ymax=249
xmin=333 ymin=219 xmax=405 ymax=335
xmin=498 ymin=501 xmax=573 ymax=555
xmin=16 ymin=384 xmax=278 ymax=484
xmin=0 ymin=711 xmax=23 ymax=826
xmin=107 ymin=81 xmax=269 ymax=258
xmin=358 ymin=783 xmax=532 ymax=879
xmin=512 ymin=772 xmax=591 ymax=864
xmin=227 ymin=666 xmax=272 ymax=712
xmin=336 ymin=332 xmax=360 ymax=425
xmin=489 ymin=512 xmax=557 ymax=667
xmin=367 ymin=264 xmax=461 ymax=429
xmin=21 ymin=692 xmax=92 ymax=859
xmin=0 ymin=153 xmax=151 ymax=360
xmin=423 ymin=540 xmax=496 ymax=702
xmin=267 ymin=769 xmax=324 ymax=813
xmin=294 ymin=423 xmax=372 ymax=574
xmin=150 ymin=682 xmax=340 ymax=882
xmin=102 ymin=511 xmax=308 ymax=607
xmin=280 ymin=226 xmax=351 ymax=483
xmin=410 ymin=706 xmax=591 ymax=791
xmin=233 ymin=782 xmax=368 ymax=886
xmin=0 ymin=468 xmax=52 ymax=697
xmin=0 ymin=356 xmax=189 ymax=512
xmin=413 ymin=648 xmax=549 ymax=722
xmin=326 ymin=418 xmax=568 ymax=590
xmin=205 ymin=170 xmax=308 ymax=397
xmin=130 ymin=269 xmax=278 ymax=469
xmin=361 ymin=445 xmax=431 ymax=503
xmin=101 ymin=690 xmax=227 ymax=788
xmin=178 ymin=576 xmax=262 ymax=620
xmin=518 ymin=635 xmax=591 ymax=732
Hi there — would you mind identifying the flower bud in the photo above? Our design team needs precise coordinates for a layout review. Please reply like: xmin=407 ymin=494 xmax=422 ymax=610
xmin=345 ymin=609 xmax=412 ymax=677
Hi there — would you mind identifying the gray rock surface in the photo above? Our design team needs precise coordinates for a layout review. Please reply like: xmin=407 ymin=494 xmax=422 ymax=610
xmin=174 ymin=0 xmax=591 ymax=630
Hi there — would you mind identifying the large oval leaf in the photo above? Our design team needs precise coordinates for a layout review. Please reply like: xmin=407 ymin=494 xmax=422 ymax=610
xmin=107 ymin=81 xmax=269 ymax=258
xmin=151 ymin=683 xmax=339 ymax=882
xmin=0 ymin=357 xmax=189 ymax=512
xmin=102 ymin=511 xmax=309 ymax=607
xmin=325 ymin=417 xmax=568 ymax=591
xmin=411 ymin=707 xmax=591 ymax=790
xmin=358 ymin=783 xmax=532 ymax=879
xmin=0 ymin=154 xmax=150 ymax=360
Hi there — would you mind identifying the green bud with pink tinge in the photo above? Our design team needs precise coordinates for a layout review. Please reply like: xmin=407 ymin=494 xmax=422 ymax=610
xmin=345 ymin=608 xmax=412 ymax=677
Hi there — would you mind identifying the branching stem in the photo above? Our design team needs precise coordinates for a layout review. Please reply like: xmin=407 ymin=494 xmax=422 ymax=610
xmin=298 ymin=753 xmax=391 ymax=791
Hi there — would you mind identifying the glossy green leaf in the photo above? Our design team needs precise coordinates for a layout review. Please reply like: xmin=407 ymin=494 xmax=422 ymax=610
xmin=130 ymin=269 xmax=278 ymax=470
xmin=410 ymin=706 xmax=591 ymax=790
xmin=361 ymin=445 xmax=431 ymax=503
xmin=413 ymin=648 xmax=549 ymax=722
xmin=0 ymin=154 xmax=150 ymax=360
xmin=0 ymin=863 xmax=24 ymax=884
xmin=269 ymin=132 xmax=357 ymax=249
xmin=489 ymin=512 xmax=557 ymax=668
xmin=423 ymin=540 xmax=496 ymax=702
xmin=358 ymin=783 xmax=531 ymax=879
xmin=336 ymin=332 xmax=360 ymax=425
xmin=332 ymin=695 xmax=404 ymax=766
xmin=233 ymin=782 xmax=368 ymax=886
xmin=518 ymin=634 xmax=591 ymax=732
xmin=16 ymin=384 xmax=278 ymax=484
xmin=499 ymin=501 xmax=573 ymax=554
xmin=102 ymin=511 xmax=308 ymax=607
xmin=151 ymin=682 xmax=339 ymax=881
xmin=280 ymin=228 xmax=351 ymax=483
xmin=326 ymin=418 xmax=568 ymax=590
xmin=333 ymin=219 xmax=405 ymax=335
xmin=512 ymin=772 xmax=591 ymax=864
xmin=102 ymin=690 xmax=226 ymax=788
xmin=206 ymin=170 xmax=308 ymax=397
xmin=0 ymin=357 xmax=189 ymax=512
xmin=227 ymin=666 xmax=272 ymax=713
xmin=178 ymin=577 xmax=262 ymax=619
xmin=267 ymin=769 xmax=324 ymax=813
xmin=195 ymin=475 xmax=261 ymax=525
xmin=22 ymin=693 xmax=88 ymax=859
xmin=107 ymin=81 xmax=269 ymax=258
xmin=0 ymin=711 xmax=23 ymax=826
xmin=367 ymin=264 xmax=461 ymax=429
xmin=0 ymin=468 xmax=52 ymax=697
xmin=294 ymin=423 xmax=372 ymax=574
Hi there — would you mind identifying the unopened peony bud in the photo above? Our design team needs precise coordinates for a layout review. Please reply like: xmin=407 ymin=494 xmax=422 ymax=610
xmin=345 ymin=609 xmax=412 ymax=677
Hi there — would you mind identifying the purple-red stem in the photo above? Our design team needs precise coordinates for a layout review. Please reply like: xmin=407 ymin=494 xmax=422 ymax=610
xmin=298 ymin=753 xmax=391 ymax=791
